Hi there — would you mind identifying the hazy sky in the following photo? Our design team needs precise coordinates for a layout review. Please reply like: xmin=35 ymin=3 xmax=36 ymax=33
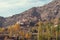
xmin=0 ymin=0 xmax=52 ymax=17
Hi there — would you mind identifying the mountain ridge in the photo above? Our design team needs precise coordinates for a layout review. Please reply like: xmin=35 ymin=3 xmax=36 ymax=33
xmin=0 ymin=0 xmax=60 ymax=27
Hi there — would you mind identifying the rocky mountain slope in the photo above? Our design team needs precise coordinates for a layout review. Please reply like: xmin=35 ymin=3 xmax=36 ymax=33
xmin=0 ymin=0 xmax=60 ymax=27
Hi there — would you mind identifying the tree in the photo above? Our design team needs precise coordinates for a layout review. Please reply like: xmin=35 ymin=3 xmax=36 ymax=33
xmin=25 ymin=32 xmax=31 ymax=39
xmin=37 ymin=20 xmax=43 ymax=40
xmin=19 ymin=31 xmax=25 ymax=40
xmin=0 ymin=28 xmax=5 ymax=32
xmin=14 ymin=23 xmax=20 ymax=30
xmin=7 ymin=22 xmax=21 ymax=37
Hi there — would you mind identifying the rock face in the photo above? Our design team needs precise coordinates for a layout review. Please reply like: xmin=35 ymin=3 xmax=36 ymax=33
xmin=0 ymin=0 xmax=60 ymax=27
xmin=0 ymin=17 xmax=6 ymax=27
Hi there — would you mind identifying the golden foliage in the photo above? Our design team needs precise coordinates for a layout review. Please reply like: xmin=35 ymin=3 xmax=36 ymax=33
xmin=25 ymin=32 xmax=31 ymax=39
xmin=0 ymin=28 xmax=5 ymax=32
xmin=19 ymin=31 xmax=25 ymax=36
